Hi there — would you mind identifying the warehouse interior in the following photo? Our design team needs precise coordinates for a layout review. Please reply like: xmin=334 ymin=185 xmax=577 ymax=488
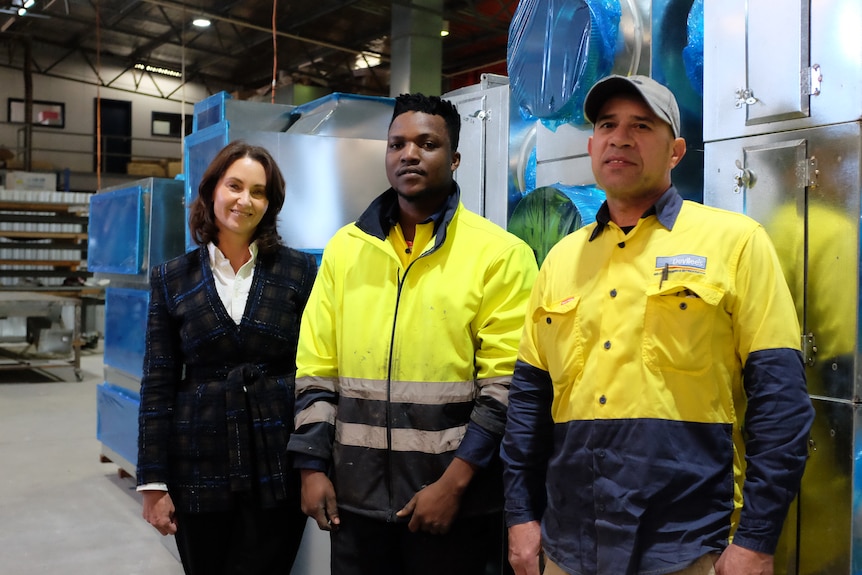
xmin=2 ymin=0 xmax=861 ymax=573
xmin=0 ymin=0 xmax=513 ymax=98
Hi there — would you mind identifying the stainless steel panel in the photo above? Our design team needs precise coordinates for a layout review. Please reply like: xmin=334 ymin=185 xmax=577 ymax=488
xmin=745 ymin=0 xmax=810 ymax=125
xmin=276 ymin=135 xmax=390 ymax=250
xmin=797 ymin=397 xmax=856 ymax=574
xmin=446 ymin=76 xmax=526 ymax=228
xmin=291 ymin=519 xmax=331 ymax=575
xmin=536 ymin=155 xmax=594 ymax=189
xmin=447 ymin=89 xmax=489 ymax=219
xmin=535 ymin=122 xmax=590 ymax=164
xmin=614 ymin=0 xmax=652 ymax=77
xmin=704 ymin=0 xmax=862 ymax=142
xmin=704 ymin=123 xmax=862 ymax=402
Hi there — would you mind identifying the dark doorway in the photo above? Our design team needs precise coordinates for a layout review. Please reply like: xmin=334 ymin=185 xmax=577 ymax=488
xmin=93 ymin=98 xmax=132 ymax=174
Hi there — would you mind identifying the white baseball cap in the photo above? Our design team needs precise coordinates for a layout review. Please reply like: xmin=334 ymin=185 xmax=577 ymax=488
xmin=584 ymin=74 xmax=681 ymax=138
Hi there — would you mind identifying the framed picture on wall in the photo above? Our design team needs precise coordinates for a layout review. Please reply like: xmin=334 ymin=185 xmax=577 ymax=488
xmin=151 ymin=111 xmax=193 ymax=138
xmin=7 ymin=98 xmax=65 ymax=129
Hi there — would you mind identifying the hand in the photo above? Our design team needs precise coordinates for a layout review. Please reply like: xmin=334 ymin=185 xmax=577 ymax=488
xmin=142 ymin=490 xmax=177 ymax=535
xmin=508 ymin=521 xmax=542 ymax=575
xmin=395 ymin=457 xmax=475 ymax=534
xmin=395 ymin=479 xmax=461 ymax=534
xmin=300 ymin=470 xmax=340 ymax=531
xmin=715 ymin=543 xmax=773 ymax=575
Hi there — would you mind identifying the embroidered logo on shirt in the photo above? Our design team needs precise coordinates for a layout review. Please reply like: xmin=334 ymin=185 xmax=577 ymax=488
xmin=654 ymin=255 xmax=707 ymax=276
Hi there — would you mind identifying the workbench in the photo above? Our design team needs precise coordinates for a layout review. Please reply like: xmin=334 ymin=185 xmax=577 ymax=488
xmin=0 ymin=291 xmax=82 ymax=380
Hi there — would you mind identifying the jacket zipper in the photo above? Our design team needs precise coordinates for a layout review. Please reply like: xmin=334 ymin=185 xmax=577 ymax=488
xmin=385 ymin=260 xmax=417 ymax=521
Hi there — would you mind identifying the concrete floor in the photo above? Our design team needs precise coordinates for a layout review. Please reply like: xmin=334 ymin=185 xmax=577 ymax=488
xmin=0 ymin=346 xmax=184 ymax=575
xmin=0 ymin=345 xmax=330 ymax=575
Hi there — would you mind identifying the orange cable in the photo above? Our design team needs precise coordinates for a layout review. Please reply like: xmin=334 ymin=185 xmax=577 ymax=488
xmin=271 ymin=0 xmax=277 ymax=103
xmin=95 ymin=0 xmax=101 ymax=190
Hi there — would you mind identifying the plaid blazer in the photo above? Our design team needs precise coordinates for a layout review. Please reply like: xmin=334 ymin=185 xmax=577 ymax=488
xmin=136 ymin=245 xmax=317 ymax=513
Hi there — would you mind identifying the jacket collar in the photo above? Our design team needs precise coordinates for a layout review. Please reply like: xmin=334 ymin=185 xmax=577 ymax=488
xmin=355 ymin=183 xmax=461 ymax=252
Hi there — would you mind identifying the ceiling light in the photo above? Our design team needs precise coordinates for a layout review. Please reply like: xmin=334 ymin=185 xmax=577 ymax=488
xmin=23 ymin=0 xmax=35 ymax=8
xmin=135 ymin=63 xmax=183 ymax=78
xmin=192 ymin=17 xmax=211 ymax=28
xmin=440 ymin=20 xmax=449 ymax=37
xmin=17 ymin=7 xmax=26 ymax=16
xmin=353 ymin=51 xmax=381 ymax=70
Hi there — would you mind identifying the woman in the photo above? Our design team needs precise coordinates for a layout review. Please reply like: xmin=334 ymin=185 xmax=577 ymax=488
xmin=136 ymin=140 xmax=316 ymax=574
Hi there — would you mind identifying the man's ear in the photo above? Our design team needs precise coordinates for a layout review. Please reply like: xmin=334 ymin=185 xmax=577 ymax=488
xmin=451 ymin=151 xmax=461 ymax=172
xmin=669 ymin=137 xmax=686 ymax=169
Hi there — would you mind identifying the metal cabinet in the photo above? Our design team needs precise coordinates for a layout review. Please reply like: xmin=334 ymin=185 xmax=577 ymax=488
xmin=705 ymin=122 xmax=862 ymax=574
xmin=704 ymin=0 xmax=862 ymax=566
xmin=703 ymin=0 xmax=862 ymax=142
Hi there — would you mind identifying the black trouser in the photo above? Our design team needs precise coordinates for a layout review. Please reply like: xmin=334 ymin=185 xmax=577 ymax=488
xmin=331 ymin=508 xmax=512 ymax=575
xmin=174 ymin=491 xmax=307 ymax=575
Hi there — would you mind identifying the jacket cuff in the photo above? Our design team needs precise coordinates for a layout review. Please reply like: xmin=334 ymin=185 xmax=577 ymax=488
xmin=293 ymin=454 xmax=328 ymax=472
xmin=454 ymin=423 xmax=498 ymax=468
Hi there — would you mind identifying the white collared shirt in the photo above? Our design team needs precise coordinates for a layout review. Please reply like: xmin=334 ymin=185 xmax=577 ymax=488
xmin=208 ymin=241 xmax=258 ymax=325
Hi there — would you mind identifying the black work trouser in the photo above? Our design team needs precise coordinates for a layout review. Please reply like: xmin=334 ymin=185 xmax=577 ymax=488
xmin=331 ymin=508 xmax=512 ymax=575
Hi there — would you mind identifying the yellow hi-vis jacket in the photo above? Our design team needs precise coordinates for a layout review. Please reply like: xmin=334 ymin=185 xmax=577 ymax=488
xmin=288 ymin=187 xmax=537 ymax=520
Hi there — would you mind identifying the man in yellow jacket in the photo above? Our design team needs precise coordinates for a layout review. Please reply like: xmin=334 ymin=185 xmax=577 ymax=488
xmin=287 ymin=93 xmax=538 ymax=575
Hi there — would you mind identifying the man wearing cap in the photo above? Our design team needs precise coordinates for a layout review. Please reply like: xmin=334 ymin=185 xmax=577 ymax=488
xmin=500 ymin=75 xmax=814 ymax=575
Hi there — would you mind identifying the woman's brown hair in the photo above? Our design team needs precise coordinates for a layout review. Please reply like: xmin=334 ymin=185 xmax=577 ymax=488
xmin=188 ymin=140 xmax=286 ymax=254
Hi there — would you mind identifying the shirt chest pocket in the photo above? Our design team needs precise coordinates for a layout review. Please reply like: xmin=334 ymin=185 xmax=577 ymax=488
xmin=533 ymin=295 xmax=584 ymax=380
xmin=643 ymin=282 xmax=725 ymax=375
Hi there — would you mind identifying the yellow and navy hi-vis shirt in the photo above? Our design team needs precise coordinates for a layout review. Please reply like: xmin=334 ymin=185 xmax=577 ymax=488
xmin=501 ymin=187 xmax=814 ymax=575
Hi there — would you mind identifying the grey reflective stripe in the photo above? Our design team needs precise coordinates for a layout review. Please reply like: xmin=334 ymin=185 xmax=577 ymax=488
xmin=336 ymin=421 xmax=467 ymax=454
xmin=477 ymin=375 xmax=511 ymax=406
xmin=340 ymin=377 xmax=475 ymax=404
xmin=295 ymin=375 xmax=338 ymax=393
xmin=295 ymin=401 xmax=336 ymax=428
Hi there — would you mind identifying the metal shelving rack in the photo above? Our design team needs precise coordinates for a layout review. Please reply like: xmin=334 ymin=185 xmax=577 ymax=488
xmin=0 ymin=190 xmax=94 ymax=380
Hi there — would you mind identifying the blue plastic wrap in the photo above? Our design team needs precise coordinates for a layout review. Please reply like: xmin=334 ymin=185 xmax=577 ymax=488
xmin=96 ymin=383 xmax=140 ymax=467
xmin=507 ymin=184 xmax=606 ymax=266
xmin=104 ymin=287 xmax=149 ymax=379
xmin=682 ymin=0 xmax=704 ymax=97
xmin=193 ymin=91 xmax=232 ymax=132
xmin=507 ymin=0 xmax=621 ymax=130
xmin=87 ymin=186 xmax=145 ymax=274
xmin=183 ymin=124 xmax=230 ymax=251
xmin=524 ymin=147 xmax=537 ymax=195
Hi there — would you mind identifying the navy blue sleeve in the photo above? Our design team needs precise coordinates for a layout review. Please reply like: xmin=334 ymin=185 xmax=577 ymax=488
xmin=734 ymin=348 xmax=814 ymax=553
xmin=501 ymin=359 xmax=555 ymax=527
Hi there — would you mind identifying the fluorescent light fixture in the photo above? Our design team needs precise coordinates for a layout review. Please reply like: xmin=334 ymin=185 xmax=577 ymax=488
xmin=440 ymin=20 xmax=449 ymax=37
xmin=354 ymin=51 xmax=381 ymax=70
xmin=135 ymin=63 xmax=183 ymax=78
xmin=23 ymin=0 xmax=35 ymax=8
xmin=192 ymin=16 xmax=211 ymax=27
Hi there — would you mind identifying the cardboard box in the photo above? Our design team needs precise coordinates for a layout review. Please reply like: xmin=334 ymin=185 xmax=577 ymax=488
xmin=126 ymin=162 xmax=166 ymax=177
xmin=3 ymin=170 xmax=58 ymax=191
xmin=167 ymin=160 xmax=183 ymax=178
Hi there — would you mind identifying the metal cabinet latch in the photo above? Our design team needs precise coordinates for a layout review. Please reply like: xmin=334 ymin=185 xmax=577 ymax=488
xmin=802 ymin=332 xmax=817 ymax=367
xmin=735 ymin=88 xmax=758 ymax=108
xmin=808 ymin=64 xmax=822 ymax=96
xmin=805 ymin=156 xmax=819 ymax=189
xmin=733 ymin=159 xmax=755 ymax=194
xmin=468 ymin=109 xmax=488 ymax=120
